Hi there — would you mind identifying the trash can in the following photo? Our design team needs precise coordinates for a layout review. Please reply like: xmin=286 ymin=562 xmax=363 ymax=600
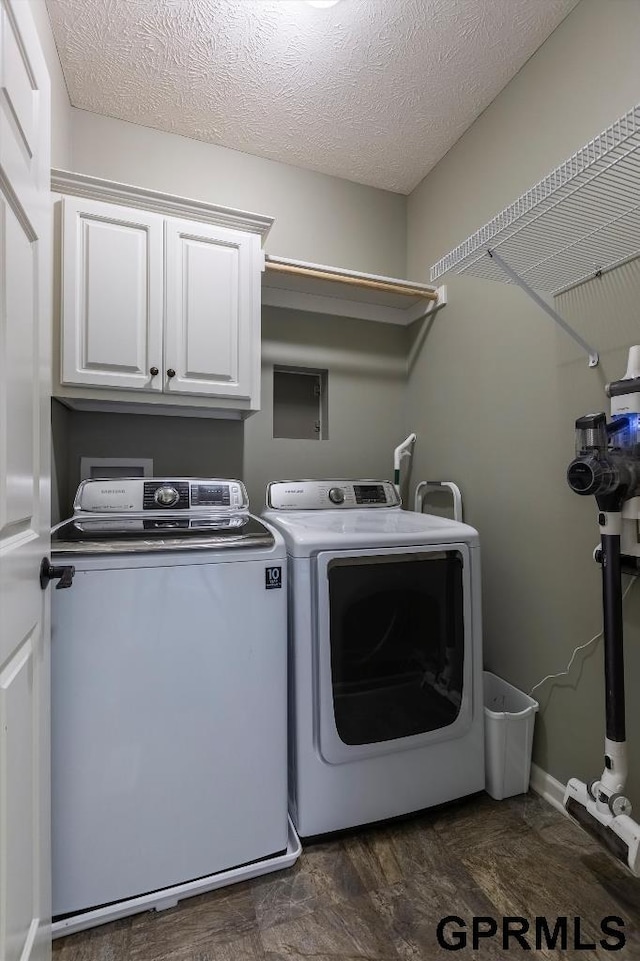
xmin=483 ymin=671 xmax=539 ymax=800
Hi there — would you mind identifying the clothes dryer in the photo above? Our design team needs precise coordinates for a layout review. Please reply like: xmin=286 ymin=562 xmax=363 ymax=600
xmin=263 ymin=479 xmax=484 ymax=837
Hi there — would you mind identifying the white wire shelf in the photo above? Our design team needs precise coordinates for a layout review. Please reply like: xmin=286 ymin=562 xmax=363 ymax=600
xmin=430 ymin=104 xmax=640 ymax=295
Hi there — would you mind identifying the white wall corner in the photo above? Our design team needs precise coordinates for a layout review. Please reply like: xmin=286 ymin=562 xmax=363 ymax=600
xmin=530 ymin=762 xmax=568 ymax=817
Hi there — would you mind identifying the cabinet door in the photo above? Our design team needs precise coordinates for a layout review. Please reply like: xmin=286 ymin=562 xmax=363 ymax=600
xmin=61 ymin=197 xmax=163 ymax=390
xmin=164 ymin=218 xmax=260 ymax=400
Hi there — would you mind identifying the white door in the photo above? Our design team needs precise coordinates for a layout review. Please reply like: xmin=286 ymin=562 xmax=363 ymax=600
xmin=0 ymin=2 xmax=51 ymax=960
xmin=60 ymin=197 xmax=163 ymax=391
xmin=164 ymin=218 xmax=260 ymax=400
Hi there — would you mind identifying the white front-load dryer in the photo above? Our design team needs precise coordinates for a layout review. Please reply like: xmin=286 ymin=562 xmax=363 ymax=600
xmin=263 ymin=479 xmax=485 ymax=838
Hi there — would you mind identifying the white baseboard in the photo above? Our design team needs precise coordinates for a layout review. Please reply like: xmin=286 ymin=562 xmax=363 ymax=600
xmin=530 ymin=762 xmax=568 ymax=817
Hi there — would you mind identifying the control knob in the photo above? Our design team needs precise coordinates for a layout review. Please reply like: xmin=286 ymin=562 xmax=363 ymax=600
xmin=328 ymin=487 xmax=345 ymax=505
xmin=154 ymin=485 xmax=179 ymax=507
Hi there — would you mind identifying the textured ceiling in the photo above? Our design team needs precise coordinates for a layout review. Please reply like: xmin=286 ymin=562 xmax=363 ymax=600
xmin=47 ymin=0 xmax=580 ymax=194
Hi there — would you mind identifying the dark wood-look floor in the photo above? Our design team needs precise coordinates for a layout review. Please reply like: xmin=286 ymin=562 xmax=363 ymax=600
xmin=53 ymin=793 xmax=640 ymax=961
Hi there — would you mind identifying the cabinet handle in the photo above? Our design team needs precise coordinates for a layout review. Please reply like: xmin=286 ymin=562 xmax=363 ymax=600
xmin=166 ymin=368 xmax=176 ymax=379
xmin=150 ymin=366 xmax=159 ymax=377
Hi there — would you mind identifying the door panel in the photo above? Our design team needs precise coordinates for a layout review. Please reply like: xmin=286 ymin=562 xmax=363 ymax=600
xmin=1 ymin=4 xmax=35 ymax=158
xmin=1 ymin=636 xmax=36 ymax=961
xmin=183 ymin=239 xmax=237 ymax=380
xmin=315 ymin=545 xmax=473 ymax=765
xmin=0 ymin=1 xmax=36 ymax=182
xmin=61 ymin=197 xmax=163 ymax=390
xmin=328 ymin=551 xmax=465 ymax=745
xmin=0 ymin=2 xmax=51 ymax=960
xmin=2 ymin=201 xmax=35 ymax=531
xmin=165 ymin=219 xmax=259 ymax=398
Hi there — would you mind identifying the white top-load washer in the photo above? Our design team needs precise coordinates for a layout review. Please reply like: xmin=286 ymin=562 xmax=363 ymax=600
xmin=50 ymin=478 xmax=298 ymax=935
xmin=263 ymin=479 xmax=485 ymax=838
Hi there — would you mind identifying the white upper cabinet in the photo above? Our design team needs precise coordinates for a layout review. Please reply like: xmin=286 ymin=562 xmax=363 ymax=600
xmin=62 ymin=197 xmax=164 ymax=390
xmin=164 ymin=219 xmax=260 ymax=399
xmin=55 ymin=172 xmax=273 ymax=416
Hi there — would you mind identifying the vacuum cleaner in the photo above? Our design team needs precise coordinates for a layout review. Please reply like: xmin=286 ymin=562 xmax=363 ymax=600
xmin=565 ymin=346 xmax=640 ymax=876
xmin=393 ymin=433 xmax=416 ymax=494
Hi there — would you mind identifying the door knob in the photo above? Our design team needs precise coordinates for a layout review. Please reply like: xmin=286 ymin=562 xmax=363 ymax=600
xmin=166 ymin=368 xmax=176 ymax=378
xmin=150 ymin=366 xmax=159 ymax=376
xmin=40 ymin=557 xmax=75 ymax=590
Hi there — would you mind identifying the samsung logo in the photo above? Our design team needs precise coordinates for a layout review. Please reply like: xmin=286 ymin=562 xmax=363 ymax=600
xmin=285 ymin=488 xmax=304 ymax=494
xmin=102 ymin=488 xmax=126 ymax=494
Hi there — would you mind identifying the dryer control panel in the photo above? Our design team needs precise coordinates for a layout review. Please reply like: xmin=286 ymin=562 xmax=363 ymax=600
xmin=266 ymin=480 xmax=400 ymax=510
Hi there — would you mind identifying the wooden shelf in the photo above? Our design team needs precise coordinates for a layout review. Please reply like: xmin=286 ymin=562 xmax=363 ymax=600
xmin=262 ymin=256 xmax=445 ymax=326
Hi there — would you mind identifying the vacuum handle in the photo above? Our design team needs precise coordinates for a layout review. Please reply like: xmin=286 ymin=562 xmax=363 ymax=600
xmin=601 ymin=533 xmax=626 ymax=743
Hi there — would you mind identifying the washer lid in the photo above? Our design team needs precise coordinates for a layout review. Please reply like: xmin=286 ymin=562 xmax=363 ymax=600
xmin=51 ymin=513 xmax=274 ymax=555
xmin=262 ymin=507 xmax=478 ymax=556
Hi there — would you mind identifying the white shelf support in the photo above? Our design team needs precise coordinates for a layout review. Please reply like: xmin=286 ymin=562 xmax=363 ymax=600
xmin=487 ymin=249 xmax=599 ymax=368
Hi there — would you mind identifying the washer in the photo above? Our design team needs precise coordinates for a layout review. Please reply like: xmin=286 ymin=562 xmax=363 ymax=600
xmin=50 ymin=478 xmax=296 ymax=933
xmin=263 ymin=479 xmax=485 ymax=838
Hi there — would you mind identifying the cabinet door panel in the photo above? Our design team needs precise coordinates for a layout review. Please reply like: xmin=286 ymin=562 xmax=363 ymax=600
xmin=165 ymin=219 xmax=260 ymax=399
xmin=61 ymin=198 xmax=163 ymax=391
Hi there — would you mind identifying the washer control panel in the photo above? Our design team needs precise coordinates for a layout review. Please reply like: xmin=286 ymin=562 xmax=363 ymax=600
xmin=74 ymin=478 xmax=248 ymax=513
xmin=266 ymin=480 xmax=400 ymax=510
xmin=144 ymin=481 xmax=190 ymax=510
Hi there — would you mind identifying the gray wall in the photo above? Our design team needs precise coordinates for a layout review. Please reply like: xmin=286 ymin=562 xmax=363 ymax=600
xmin=51 ymin=400 xmax=70 ymax=525
xmin=405 ymin=0 xmax=640 ymax=800
xmin=245 ymin=308 xmax=407 ymax=510
xmin=52 ymin=308 xmax=407 ymax=520
xmin=69 ymin=109 xmax=406 ymax=277
xmin=52 ymin=402 xmax=244 ymax=521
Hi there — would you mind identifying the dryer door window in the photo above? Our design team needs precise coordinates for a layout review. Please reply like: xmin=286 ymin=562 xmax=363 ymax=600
xmin=327 ymin=551 xmax=464 ymax=745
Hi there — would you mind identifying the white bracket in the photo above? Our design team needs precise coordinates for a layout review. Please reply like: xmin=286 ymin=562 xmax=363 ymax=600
xmin=406 ymin=284 xmax=448 ymax=324
xmin=487 ymin=249 xmax=599 ymax=368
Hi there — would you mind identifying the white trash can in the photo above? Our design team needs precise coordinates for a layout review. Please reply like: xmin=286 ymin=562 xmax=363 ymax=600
xmin=483 ymin=671 xmax=539 ymax=801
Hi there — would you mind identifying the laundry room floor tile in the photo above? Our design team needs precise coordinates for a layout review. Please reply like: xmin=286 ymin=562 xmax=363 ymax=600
xmin=251 ymin=840 xmax=367 ymax=930
xmin=52 ymin=916 xmax=132 ymax=961
xmin=260 ymin=895 xmax=400 ymax=961
xmin=53 ymin=793 xmax=640 ymax=961
xmin=430 ymin=790 xmax=535 ymax=853
xmin=127 ymin=930 xmax=267 ymax=961
xmin=369 ymin=871 xmax=503 ymax=961
xmin=127 ymin=883 xmax=259 ymax=961
xmin=460 ymin=829 xmax=640 ymax=959
xmin=339 ymin=828 xmax=405 ymax=892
